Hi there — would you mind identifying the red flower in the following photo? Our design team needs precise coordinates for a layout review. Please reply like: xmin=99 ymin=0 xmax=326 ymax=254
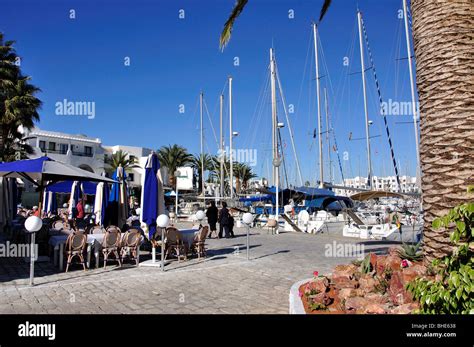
xmin=401 ymin=259 xmax=409 ymax=268
xmin=313 ymin=271 xmax=319 ymax=277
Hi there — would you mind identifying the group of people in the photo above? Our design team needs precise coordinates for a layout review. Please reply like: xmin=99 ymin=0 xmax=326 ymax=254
xmin=205 ymin=201 xmax=235 ymax=239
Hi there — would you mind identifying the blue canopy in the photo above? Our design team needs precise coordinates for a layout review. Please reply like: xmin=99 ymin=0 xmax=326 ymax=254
xmin=293 ymin=186 xmax=335 ymax=197
xmin=0 ymin=156 xmax=116 ymax=185
xmin=142 ymin=154 xmax=160 ymax=239
xmin=239 ymin=194 xmax=272 ymax=203
xmin=305 ymin=196 xmax=353 ymax=210
xmin=46 ymin=181 xmax=97 ymax=195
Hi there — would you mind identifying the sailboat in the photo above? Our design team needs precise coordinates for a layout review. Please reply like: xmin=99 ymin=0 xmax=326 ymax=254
xmin=341 ymin=9 xmax=421 ymax=241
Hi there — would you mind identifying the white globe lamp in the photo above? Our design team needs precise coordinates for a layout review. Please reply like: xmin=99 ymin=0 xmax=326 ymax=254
xmin=195 ymin=210 xmax=205 ymax=221
xmin=242 ymin=212 xmax=254 ymax=225
xmin=156 ymin=214 xmax=170 ymax=270
xmin=156 ymin=214 xmax=170 ymax=229
xmin=25 ymin=216 xmax=43 ymax=233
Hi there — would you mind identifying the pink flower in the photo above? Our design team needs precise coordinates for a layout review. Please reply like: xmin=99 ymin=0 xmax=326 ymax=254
xmin=299 ymin=291 xmax=304 ymax=298
xmin=401 ymin=259 xmax=409 ymax=268
xmin=313 ymin=271 xmax=319 ymax=277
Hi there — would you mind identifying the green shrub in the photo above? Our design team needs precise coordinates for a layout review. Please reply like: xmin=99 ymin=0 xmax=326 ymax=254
xmin=406 ymin=197 xmax=474 ymax=314
xmin=397 ymin=241 xmax=423 ymax=262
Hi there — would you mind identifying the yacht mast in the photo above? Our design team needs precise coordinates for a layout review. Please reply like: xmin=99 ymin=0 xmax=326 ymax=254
xmin=228 ymin=76 xmax=234 ymax=199
xmin=270 ymin=48 xmax=280 ymax=232
xmin=402 ymin=0 xmax=421 ymax=192
xmin=357 ymin=10 xmax=373 ymax=189
xmin=219 ymin=94 xmax=224 ymax=198
xmin=200 ymin=92 xmax=205 ymax=204
xmin=324 ymin=88 xmax=333 ymax=184
xmin=312 ymin=23 xmax=324 ymax=188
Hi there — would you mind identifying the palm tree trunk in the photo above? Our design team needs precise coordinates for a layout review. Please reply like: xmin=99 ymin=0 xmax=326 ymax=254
xmin=411 ymin=0 xmax=474 ymax=262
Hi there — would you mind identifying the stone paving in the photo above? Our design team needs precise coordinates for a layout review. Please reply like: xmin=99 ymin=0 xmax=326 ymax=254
xmin=0 ymin=226 xmax=407 ymax=314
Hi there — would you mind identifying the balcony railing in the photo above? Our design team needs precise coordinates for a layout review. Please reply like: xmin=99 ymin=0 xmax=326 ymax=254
xmin=71 ymin=150 xmax=93 ymax=157
xmin=40 ymin=148 xmax=68 ymax=155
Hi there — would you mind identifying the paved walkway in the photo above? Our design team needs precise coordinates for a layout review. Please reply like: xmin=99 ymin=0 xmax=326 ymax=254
xmin=0 ymin=226 xmax=405 ymax=314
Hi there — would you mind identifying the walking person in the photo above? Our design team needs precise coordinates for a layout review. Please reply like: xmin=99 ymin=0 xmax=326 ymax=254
xmin=206 ymin=201 xmax=219 ymax=238
xmin=218 ymin=201 xmax=230 ymax=238
xmin=228 ymin=211 xmax=235 ymax=238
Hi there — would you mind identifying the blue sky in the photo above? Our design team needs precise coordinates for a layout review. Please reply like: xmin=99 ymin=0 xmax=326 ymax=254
xmin=1 ymin=0 xmax=419 ymax=185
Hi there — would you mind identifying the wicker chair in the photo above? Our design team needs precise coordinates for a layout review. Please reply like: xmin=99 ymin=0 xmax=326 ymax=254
xmin=102 ymin=228 xmax=122 ymax=268
xmin=52 ymin=220 xmax=65 ymax=230
xmin=88 ymin=225 xmax=105 ymax=235
xmin=266 ymin=219 xmax=277 ymax=235
xmin=106 ymin=225 xmax=121 ymax=234
xmin=120 ymin=229 xmax=141 ymax=266
xmin=64 ymin=232 xmax=87 ymax=272
xmin=164 ymin=227 xmax=186 ymax=262
xmin=191 ymin=226 xmax=209 ymax=259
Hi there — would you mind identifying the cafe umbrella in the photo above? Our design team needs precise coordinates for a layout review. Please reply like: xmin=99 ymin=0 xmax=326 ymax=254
xmin=109 ymin=166 xmax=128 ymax=229
xmin=0 ymin=156 xmax=116 ymax=285
xmin=94 ymin=180 xmax=110 ymax=226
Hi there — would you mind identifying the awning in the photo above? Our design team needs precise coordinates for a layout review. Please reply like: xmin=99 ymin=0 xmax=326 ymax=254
xmin=46 ymin=181 xmax=98 ymax=195
xmin=350 ymin=191 xmax=406 ymax=201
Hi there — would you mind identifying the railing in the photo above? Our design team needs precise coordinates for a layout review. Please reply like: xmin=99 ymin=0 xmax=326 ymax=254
xmin=71 ymin=150 xmax=93 ymax=157
xmin=40 ymin=148 xmax=68 ymax=155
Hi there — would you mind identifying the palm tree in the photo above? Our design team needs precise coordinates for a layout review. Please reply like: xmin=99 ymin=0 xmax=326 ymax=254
xmin=0 ymin=33 xmax=42 ymax=162
xmin=219 ymin=0 xmax=473 ymax=263
xmin=233 ymin=162 xmax=245 ymax=194
xmin=240 ymin=164 xmax=257 ymax=191
xmin=156 ymin=144 xmax=193 ymax=188
xmin=105 ymin=150 xmax=139 ymax=173
xmin=232 ymin=162 xmax=257 ymax=194
xmin=219 ymin=0 xmax=331 ymax=50
xmin=191 ymin=153 xmax=214 ymax=194
xmin=411 ymin=0 xmax=473 ymax=262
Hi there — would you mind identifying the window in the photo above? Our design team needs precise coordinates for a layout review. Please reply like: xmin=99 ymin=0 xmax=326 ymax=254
xmin=84 ymin=146 xmax=93 ymax=156
xmin=59 ymin=143 xmax=68 ymax=154
xmin=48 ymin=142 xmax=56 ymax=151
xmin=128 ymin=173 xmax=135 ymax=182
xmin=39 ymin=141 xmax=46 ymax=152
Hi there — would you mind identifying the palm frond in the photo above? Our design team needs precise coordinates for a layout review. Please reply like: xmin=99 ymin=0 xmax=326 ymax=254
xmin=219 ymin=0 xmax=248 ymax=51
xmin=318 ymin=0 xmax=332 ymax=23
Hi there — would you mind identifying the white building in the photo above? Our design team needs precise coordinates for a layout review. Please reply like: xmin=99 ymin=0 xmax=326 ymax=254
xmin=335 ymin=175 xmax=419 ymax=196
xmin=25 ymin=128 xmax=105 ymax=174
xmin=24 ymin=128 xmax=154 ymax=189
xmin=103 ymin=145 xmax=153 ymax=188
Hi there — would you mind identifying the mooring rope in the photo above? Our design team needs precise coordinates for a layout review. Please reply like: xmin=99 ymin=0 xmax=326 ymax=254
xmin=361 ymin=15 xmax=401 ymax=190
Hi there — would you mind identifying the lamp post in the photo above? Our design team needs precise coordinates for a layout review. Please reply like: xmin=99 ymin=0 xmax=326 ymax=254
xmin=157 ymin=214 xmax=170 ymax=271
xmin=25 ymin=216 xmax=43 ymax=286
xmin=242 ymin=213 xmax=254 ymax=260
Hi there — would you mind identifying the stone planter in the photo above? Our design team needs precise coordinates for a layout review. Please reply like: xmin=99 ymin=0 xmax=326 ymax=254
xmin=289 ymin=278 xmax=312 ymax=314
